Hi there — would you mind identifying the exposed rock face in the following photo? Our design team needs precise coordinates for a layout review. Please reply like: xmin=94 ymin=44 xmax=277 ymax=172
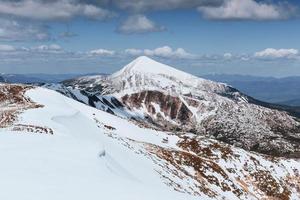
xmin=122 ymin=91 xmax=194 ymax=126
xmin=45 ymin=56 xmax=300 ymax=158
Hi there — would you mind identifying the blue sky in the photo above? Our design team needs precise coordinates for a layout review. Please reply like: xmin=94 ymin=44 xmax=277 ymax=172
xmin=0 ymin=0 xmax=300 ymax=77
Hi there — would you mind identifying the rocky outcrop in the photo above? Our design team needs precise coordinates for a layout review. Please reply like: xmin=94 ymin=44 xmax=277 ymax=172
xmin=122 ymin=91 xmax=193 ymax=125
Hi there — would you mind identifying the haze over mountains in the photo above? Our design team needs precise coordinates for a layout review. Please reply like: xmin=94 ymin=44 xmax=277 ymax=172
xmin=204 ymin=74 xmax=300 ymax=107
xmin=0 ymin=73 xmax=102 ymax=84
xmin=1 ymin=56 xmax=300 ymax=199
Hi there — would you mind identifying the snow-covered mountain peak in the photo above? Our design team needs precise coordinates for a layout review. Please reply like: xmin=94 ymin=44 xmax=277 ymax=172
xmin=60 ymin=56 xmax=230 ymax=99
xmin=107 ymin=56 xmax=230 ymax=96
xmin=112 ymin=56 xmax=197 ymax=80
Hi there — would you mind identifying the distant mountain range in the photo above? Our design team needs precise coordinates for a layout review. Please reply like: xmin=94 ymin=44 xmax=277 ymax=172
xmin=0 ymin=73 xmax=102 ymax=84
xmin=203 ymin=74 xmax=300 ymax=107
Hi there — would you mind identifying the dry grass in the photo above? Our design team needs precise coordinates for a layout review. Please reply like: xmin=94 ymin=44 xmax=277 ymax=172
xmin=0 ymin=84 xmax=53 ymax=134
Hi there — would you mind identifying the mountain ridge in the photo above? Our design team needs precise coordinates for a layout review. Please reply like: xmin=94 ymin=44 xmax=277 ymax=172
xmin=44 ymin=57 xmax=300 ymax=158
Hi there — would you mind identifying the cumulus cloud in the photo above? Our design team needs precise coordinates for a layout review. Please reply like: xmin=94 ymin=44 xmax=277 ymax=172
xmin=2 ymin=44 xmax=299 ymax=68
xmin=0 ymin=44 xmax=115 ymax=57
xmin=0 ymin=43 xmax=67 ymax=64
xmin=223 ymin=53 xmax=233 ymax=59
xmin=0 ymin=0 xmax=114 ymax=21
xmin=88 ymin=49 xmax=115 ymax=56
xmin=198 ymin=0 xmax=294 ymax=20
xmin=31 ymin=44 xmax=63 ymax=52
xmin=0 ymin=19 xmax=50 ymax=41
xmin=254 ymin=48 xmax=299 ymax=59
xmin=110 ymin=0 xmax=223 ymax=12
xmin=117 ymin=15 xmax=164 ymax=34
xmin=0 ymin=44 xmax=16 ymax=51
xmin=125 ymin=46 xmax=194 ymax=59
xmin=0 ymin=0 xmax=296 ymax=44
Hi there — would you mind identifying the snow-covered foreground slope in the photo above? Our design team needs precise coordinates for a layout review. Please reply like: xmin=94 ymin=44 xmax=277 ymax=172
xmin=52 ymin=56 xmax=300 ymax=158
xmin=0 ymin=85 xmax=195 ymax=200
xmin=1 ymin=84 xmax=300 ymax=200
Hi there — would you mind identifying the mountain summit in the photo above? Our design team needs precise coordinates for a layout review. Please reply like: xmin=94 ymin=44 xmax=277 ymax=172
xmin=112 ymin=56 xmax=199 ymax=81
xmin=108 ymin=56 xmax=226 ymax=96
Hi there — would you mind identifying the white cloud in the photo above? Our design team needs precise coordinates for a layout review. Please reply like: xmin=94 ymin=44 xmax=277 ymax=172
xmin=198 ymin=0 xmax=293 ymax=20
xmin=223 ymin=53 xmax=232 ymax=59
xmin=32 ymin=44 xmax=63 ymax=52
xmin=0 ymin=44 xmax=65 ymax=53
xmin=0 ymin=0 xmax=114 ymax=21
xmin=0 ymin=44 xmax=16 ymax=51
xmin=144 ymin=46 xmax=173 ymax=57
xmin=145 ymin=46 xmax=194 ymax=59
xmin=125 ymin=46 xmax=194 ymax=59
xmin=117 ymin=15 xmax=164 ymax=34
xmin=0 ymin=19 xmax=50 ymax=42
xmin=88 ymin=49 xmax=115 ymax=56
xmin=111 ymin=0 xmax=223 ymax=12
xmin=254 ymin=48 xmax=299 ymax=59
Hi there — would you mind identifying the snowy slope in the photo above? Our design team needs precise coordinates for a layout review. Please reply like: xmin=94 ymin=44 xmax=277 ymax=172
xmin=0 ymin=85 xmax=300 ymax=200
xmin=50 ymin=56 xmax=300 ymax=158
xmin=0 ymin=85 xmax=196 ymax=200
xmin=1 ymin=84 xmax=300 ymax=200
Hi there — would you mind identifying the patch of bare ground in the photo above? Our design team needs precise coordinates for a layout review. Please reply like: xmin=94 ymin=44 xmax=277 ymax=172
xmin=146 ymin=143 xmax=243 ymax=198
xmin=174 ymin=136 xmax=298 ymax=199
xmin=12 ymin=124 xmax=53 ymax=135
xmin=0 ymin=84 xmax=53 ymax=134
xmin=251 ymin=170 xmax=290 ymax=200
xmin=178 ymin=136 xmax=235 ymax=160
xmin=286 ymin=172 xmax=300 ymax=194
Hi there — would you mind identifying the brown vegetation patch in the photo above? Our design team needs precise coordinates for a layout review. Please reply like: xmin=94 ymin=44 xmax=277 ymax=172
xmin=0 ymin=84 xmax=44 ymax=129
xmin=285 ymin=174 xmax=300 ymax=194
xmin=147 ymin=144 xmax=243 ymax=198
xmin=178 ymin=136 xmax=214 ymax=158
xmin=177 ymin=136 xmax=235 ymax=160
xmin=251 ymin=170 xmax=291 ymax=200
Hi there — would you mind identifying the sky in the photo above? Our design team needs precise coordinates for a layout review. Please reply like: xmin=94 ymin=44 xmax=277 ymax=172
xmin=0 ymin=0 xmax=300 ymax=77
